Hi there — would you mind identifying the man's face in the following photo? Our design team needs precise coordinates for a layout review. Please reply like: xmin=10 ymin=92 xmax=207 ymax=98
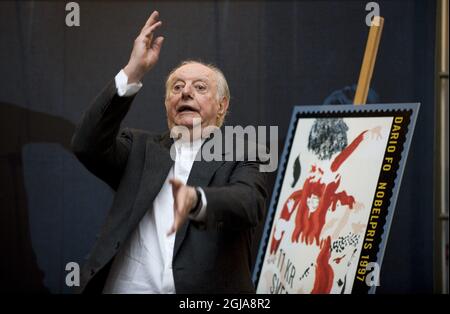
xmin=165 ymin=63 xmax=223 ymax=130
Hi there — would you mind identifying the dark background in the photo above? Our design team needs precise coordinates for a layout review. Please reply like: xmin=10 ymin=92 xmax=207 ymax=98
xmin=0 ymin=0 xmax=435 ymax=293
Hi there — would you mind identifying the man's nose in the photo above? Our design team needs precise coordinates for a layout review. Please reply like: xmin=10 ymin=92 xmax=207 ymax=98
xmin=181 ymin=84 xmax=193 ymax=99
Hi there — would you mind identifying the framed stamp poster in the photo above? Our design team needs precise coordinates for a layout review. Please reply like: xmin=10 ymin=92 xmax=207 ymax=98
xmin=253 ymin=103 xmax=419 ymax=294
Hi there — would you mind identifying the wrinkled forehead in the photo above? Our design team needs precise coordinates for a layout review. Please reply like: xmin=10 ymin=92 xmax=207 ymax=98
xmin=167 ymin=63 xmax=217 ymax=86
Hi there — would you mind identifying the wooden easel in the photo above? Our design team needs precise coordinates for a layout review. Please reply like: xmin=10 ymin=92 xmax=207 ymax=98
xmin=354 ymin=16 xmax=384 ymax=105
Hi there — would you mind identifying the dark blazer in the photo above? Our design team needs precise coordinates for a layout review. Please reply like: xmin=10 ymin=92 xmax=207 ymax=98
xmin=71 ymin=80 xmax=268 ymax=293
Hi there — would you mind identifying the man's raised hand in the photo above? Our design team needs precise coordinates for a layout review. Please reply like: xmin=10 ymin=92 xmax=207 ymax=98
xmin=124 ymin=10 xmax=164 ymax=83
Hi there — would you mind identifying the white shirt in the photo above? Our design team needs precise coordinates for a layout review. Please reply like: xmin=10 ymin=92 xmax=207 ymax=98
xmin=102 ymin=70 xmax=207 ymax=294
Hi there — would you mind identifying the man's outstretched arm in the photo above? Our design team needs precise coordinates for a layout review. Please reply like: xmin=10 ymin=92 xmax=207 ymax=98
xmin=71 ymin=11 xmax=164 ymax=189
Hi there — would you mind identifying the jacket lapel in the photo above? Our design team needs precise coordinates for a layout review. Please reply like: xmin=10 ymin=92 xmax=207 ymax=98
xmin=173 ymin=129 xmax=229 ymax=259
xmin=127 ymin=132 xmax=174 ymax=229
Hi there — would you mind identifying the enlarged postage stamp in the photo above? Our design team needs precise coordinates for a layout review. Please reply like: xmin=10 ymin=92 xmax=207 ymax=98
xmin=253 ymin=103 xmax=420 ymax=294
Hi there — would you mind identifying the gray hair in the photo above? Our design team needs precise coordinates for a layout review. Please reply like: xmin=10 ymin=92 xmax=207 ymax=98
xmin=165 ymin=60 xmax=230 ymax=126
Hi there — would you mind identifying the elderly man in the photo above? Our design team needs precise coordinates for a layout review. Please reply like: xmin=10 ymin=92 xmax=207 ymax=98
xmin=71 ymin=11 xmax=268 ymax=293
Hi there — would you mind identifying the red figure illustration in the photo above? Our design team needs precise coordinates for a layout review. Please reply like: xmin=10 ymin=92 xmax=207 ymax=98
xmin=268 ymin=124 xmax=381 ymax=294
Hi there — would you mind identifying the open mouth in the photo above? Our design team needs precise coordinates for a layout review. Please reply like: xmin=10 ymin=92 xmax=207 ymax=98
xmin=177 ymin=105 xmax=199 ymax=114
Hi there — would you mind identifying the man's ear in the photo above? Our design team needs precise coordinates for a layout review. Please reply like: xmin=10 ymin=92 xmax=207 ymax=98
xmin=218 ymin=97 xmax=229 ymax=115
xmin=216 ymin=97 xmax=230 ymax=126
